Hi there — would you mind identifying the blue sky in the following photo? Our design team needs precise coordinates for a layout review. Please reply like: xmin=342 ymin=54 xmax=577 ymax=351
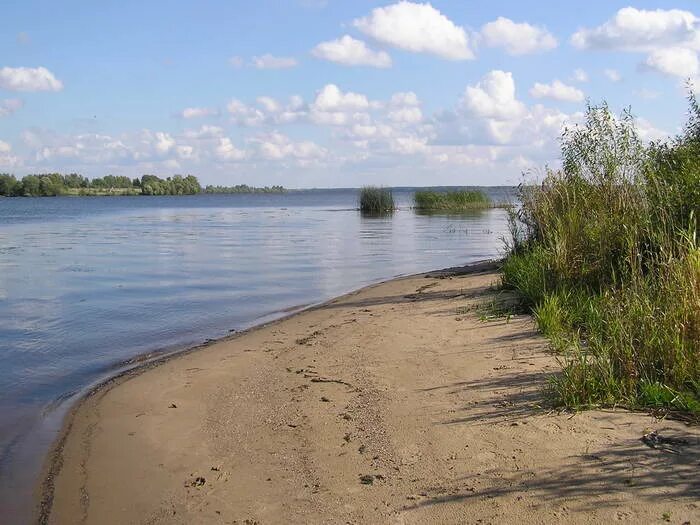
xmin=1 ymin=1 xmax=699 ymax=186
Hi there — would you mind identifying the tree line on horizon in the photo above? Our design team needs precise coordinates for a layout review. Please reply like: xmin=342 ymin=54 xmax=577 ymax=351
xmin=0 ymin=173 xmax=285 ymax=197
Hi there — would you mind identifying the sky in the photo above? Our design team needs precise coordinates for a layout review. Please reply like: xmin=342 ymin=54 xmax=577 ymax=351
xmin=1 ymin=0 xmax=699 ymax=187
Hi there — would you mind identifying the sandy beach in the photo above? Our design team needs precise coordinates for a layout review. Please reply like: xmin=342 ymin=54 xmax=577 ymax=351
xmin=40 ymin=264 xmax=699 ymax=524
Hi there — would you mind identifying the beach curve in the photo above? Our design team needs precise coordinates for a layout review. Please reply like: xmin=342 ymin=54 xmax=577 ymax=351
xmin=39 ymin=262 xmax=700 ymax=524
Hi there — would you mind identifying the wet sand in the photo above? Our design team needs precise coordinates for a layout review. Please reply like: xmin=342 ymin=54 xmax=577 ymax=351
xmin=41 ymin=264 xmax=700 ymax=524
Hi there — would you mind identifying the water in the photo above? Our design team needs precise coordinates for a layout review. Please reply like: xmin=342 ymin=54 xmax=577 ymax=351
xmin=0 ymin=187 xmax=513 ymax=521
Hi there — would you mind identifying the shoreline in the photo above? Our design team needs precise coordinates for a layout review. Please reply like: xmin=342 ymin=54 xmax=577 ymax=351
xmin=38 ymin=261 xmax=700 ymax=524
xmin=35 ymin=260 xmax=498 ymax=523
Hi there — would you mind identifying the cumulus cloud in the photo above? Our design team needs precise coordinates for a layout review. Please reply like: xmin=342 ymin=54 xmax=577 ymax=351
xmin=480 ymin=17 xmax=557 ymax=55
xmin=184 ymin=125 xmax=225 ymax=140
xmin=572 ymin=68 xmax=589 ymax=83
xmin=228 ymin=56 xmax=244 ymax=68
xmin=353 ymin=1 xmax=474 ymax=60
xmin=311 ymin=35 xmax=392 ymax=67
xmin=215 ymin=137 xmax=246 ymax=161
xmin=251 ymin=54 xmax=298 ymax=69
xmin=530 ymin=80 xmax=585 ymax=102
xmin=0 ymin=66 xmax=63 ymax=92
xmin=571 ymin=7 xmax=700 ymax=52
xmin=461 ymin=70 xmax=525 ymax=120
xmin=180 ymin=107 xmax=217 ymax=119
xmin=250 ymin=132 xmax=326 ymax=162
xmin=312 ymin=84 xmax=369 ymax=111
xmin=0 ymin=140 xmax=19 ymax=168
xmin=604 ymin=69 xmax=622 ymax=82
xmin=644 ymin=46 xmax=699 ymax=78
xmin=227 ymin=96 xmax=307 ymax=126
xmin=0 ymin=98 xmax=23 ymax=117
xmin=153 ymin=132 xmax=175 ymax=154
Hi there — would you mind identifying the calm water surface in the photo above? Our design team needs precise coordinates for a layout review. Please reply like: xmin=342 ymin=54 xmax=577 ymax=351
xmin=0 ymin=188 xmax=513 ymax=520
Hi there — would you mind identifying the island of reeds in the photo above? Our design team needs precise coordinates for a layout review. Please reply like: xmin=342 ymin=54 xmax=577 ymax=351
xmin=413 ymin=189 xmax=493 ymax=211
xmin=359 ymin=186 xmax=395 ymax=214
xmin=502 ymin=95 xmax=700 ymax=416
xmin=0 ymin=173 xmax=285 ymax=197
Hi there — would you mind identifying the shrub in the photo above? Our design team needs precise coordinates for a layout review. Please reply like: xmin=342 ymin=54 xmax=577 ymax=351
xmin=502 ymin=98 xmax=700 ymax=416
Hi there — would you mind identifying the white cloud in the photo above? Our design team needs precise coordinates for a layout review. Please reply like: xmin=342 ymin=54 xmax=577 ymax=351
xmin=0 ymin=140 xmax=19 ymax=168
xmin=0 ymin=66 xmax=63 ymax=92
xmin=530 ymin=80 xmax=585 ymax=102
xmin=644 ymin=47 xmax=699 ymax=78
xmin=480 ymin=17 xmax=557 ymax=55
xmin=312 ymin=84 xmax=369 ymax=111
xmin=256 ymin=96 xmax=280 ymax=113
xmin=604 ymin=68 xmax=622 ymax=82
xmin=571 ymin=7 xmax=700 ymax=52
xmin=181 ymin=107 xmax=217 ymax=119
xmin=388 ymin=106 xmax=423 ymax=123
xmin=252 ymin=54 xmax=298 ymax=69
xmin=226 ymin=96 xmax=307 ymax=126
xmin=0 ymin=98 xmax=23 ymax=117
xmin=228 ymin=56 xmax=244 ymax=68
xmin=312 ymin=35 xmax=392 ymax=68
xmin=573 ymin=68 xmax=588 ymax=83
xmin=215 ymin=137 xmax=246 ymax=161
xmin=353 ymin=1 xmax=474 ymax=60
xmin=250 ymin=132 xmax=326 ymax=161
xmin=636 ymin=117 xmax=669 ymax=143
xmin=461 ymin=70 xmax=525 ymax=120
xmin=635 ymin=88 xmax=660 ymax=100
xmin=390 ymin=92 xmax=420 ymax=107
xmin=154 ymin=132 xmax=175 ymax=154
xmin=184 ymin=125 xmax=225 ymax=140
xmin=227 ymin=98 xmax=266 ymax=126
xmin=310 ymin=84 xmax=372 ymax=126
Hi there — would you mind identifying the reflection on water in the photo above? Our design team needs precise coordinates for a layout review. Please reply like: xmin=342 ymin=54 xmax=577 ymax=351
xmin=0 ymin=188 xmax=513 ymax=520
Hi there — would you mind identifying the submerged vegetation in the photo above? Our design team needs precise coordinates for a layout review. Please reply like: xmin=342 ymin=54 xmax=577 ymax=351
xmin=503 ymin=96 xmax=700 ymax=416
xmin=0 ymin=173 xmax=286 ymax=197
xmin=414 ymin=189 xmax=492 ymax=211
xmin=359 ymin=186 xmax=395 ymax=214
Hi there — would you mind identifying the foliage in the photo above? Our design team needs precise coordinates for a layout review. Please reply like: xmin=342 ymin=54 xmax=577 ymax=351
xmin=0 ymin=173 xmax=202 ymax=197
xmin=503 ymin=98 xmax=700 ymax=416
xmin=359 ymin=186 xmax=395 ymax=214
xmin=413 ymin=189 xmax=492 ymax=210
xmin=203 ymin=184 xmax=285 ymax=194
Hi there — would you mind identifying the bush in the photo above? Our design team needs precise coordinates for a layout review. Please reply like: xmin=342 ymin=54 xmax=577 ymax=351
xmin=503 ymin=98 xmax=700 ymax=415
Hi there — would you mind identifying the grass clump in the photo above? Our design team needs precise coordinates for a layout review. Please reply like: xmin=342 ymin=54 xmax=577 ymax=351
xmin=414 ymin=189 xmax=492 ymax=211
xmin=503 ymin=96 xmax=700 ymax=416
xmin=359 ymin=186 xmax=395 ymax=214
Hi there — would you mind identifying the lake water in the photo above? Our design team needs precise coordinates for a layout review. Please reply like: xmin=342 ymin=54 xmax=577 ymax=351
xmin=0 ymin=187 xmax=513 ymax=521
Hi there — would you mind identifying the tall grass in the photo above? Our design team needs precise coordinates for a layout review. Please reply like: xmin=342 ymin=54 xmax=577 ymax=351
xmin=359 ymin=186 xmax=394 ymax=214
xmin=503 ymin=98 xmax=700 ymax=415
xmin=414 ymin=189 xmax=492 ymax=210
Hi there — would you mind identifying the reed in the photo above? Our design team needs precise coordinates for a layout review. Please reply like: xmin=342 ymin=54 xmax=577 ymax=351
xmin=359 ymin=186 xmax=395 ymax=214
xmin=502 ymin=99 xmax=700 ymax=415
xmin=413 ymin=189 xmax=492 ymax=210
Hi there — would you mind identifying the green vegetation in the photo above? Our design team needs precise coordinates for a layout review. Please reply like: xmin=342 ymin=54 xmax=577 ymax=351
xmin=359 ymin=186 xmax=395 ymax=214
xmin=413 ymin=189 xmax=492 ymax=211
xmin=0 ymin=173 xmax=201 ymax=197
xmin=0 ymin=174 xmax=284 ymax=197
xmin=203 ymin=184 xmax=285 ymax=194
xmin=502 ymin=97 xmax=700 ymax=416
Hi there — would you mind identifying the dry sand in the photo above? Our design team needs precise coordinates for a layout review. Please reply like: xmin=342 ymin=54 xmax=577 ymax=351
xmin=41 ymin=264 xmax=699 ymax=524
